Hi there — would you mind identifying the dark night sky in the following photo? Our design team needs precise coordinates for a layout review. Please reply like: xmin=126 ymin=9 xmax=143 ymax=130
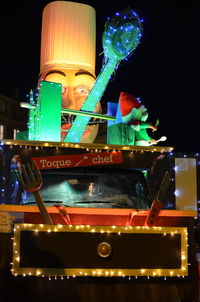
xmin=0 ymin=0 xmax=198 ymax=153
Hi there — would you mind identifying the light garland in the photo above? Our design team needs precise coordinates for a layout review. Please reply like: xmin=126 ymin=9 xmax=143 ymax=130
xmin=12 ymin=223 xmax=188 ymax=278
xmin=0 ymin=139 xmax=173 ymax=153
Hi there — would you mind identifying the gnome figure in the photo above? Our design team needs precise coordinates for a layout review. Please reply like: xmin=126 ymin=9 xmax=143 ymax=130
xmin=120 ymin=92 xmax=157 ymax=146
xmin=38 ymin=1 xmax=101 ymax=143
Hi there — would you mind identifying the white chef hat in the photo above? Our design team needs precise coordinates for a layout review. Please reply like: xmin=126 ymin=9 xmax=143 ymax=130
xmin=40 ymin=1 xmax=96 ymax=75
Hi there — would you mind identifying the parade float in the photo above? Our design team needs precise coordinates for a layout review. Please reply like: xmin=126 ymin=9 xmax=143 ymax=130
xmin=0 ymin=2 xmax=199 ymax=302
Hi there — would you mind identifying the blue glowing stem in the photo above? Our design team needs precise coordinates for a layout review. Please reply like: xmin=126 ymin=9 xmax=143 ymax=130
xmin=64 ymin=59 xmax=118 ymax=143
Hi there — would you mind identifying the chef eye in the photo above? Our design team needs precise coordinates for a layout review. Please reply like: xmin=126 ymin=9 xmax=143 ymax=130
xmin=62 ymin=87 xmax=67 ymax=94
xmin=75 ymin=87 xmax=90 ymax=94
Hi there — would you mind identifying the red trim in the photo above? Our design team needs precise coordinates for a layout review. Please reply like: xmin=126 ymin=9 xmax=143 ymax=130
xmin=0 ymin=205 xmax=196 ymax=217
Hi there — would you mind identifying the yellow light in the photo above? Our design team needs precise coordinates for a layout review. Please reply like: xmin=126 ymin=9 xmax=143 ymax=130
xmin=156 ymin=269 xmax=161 ymax=276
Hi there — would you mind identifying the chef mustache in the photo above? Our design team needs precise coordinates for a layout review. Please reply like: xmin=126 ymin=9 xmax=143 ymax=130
xmin=61 ymin=113 xmax=105 ymax=125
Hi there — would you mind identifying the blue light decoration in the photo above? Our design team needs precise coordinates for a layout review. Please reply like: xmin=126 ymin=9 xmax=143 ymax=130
xmin=28 ymin=90 xmax=36 ymax=140
xmin=64 ymin=9 xmax=143 ymax=143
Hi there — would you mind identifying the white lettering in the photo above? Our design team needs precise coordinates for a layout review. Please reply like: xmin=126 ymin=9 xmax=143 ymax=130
xmin=40 ymin=159 xmax=47 ymax=168
xmin=65 ymin=160 xmax=71 ymax=166
xmin=92 ymin=157 xmax=98 ymax=164
xmin=103 ymin=156 xmax=109 ymax=163
xmin=39 ymin=158 xmax=71 ymax=169
xmin=53 ymin=161 xmax=59 ymax=168
xmin=91 ymin=154 xmax=114 ymax=164
xmin=46 ymin=161 xmax=53 ymax=167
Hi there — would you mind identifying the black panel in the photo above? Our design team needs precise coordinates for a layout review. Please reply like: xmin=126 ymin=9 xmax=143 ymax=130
xmin=20 ymin=231 xmax=181 ymax=269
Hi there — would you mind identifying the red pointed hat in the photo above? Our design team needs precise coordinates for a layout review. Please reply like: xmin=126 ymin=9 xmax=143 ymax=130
xmin=120 ymin=92 xmax=142 ymax=116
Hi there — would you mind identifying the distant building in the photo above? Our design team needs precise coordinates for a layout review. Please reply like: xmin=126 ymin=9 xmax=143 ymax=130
xmin=0 ymin=94 xmax=26 ymax=140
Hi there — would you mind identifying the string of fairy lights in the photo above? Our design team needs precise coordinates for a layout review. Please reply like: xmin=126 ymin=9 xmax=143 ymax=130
xmin=11 ymin=224 xmax=188 ymax=279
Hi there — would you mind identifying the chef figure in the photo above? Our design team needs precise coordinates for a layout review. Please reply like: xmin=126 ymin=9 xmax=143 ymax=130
xmin=38 ymin=1 xmax=101 ymax=143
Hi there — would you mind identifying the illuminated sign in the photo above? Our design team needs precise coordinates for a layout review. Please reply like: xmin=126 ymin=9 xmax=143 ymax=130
xmin=32 ymin=151 xmax=123 ymax=170
xmin=12 ymin=224 xmax=188 ymax=277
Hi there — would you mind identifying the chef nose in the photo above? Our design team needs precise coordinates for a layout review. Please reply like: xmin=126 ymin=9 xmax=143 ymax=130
xmin=62 ymin=86 xmax=75 ymax=109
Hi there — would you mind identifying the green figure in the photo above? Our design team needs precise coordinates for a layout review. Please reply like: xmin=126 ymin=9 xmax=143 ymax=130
xmin=107 ymin=92 xmax=157 ymax=146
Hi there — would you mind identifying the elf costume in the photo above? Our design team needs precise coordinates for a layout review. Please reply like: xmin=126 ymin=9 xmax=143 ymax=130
xmin=107 ymin=92 xmax=157 ymax=146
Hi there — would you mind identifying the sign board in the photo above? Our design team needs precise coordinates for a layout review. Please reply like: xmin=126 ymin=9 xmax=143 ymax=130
xmin=32 ymin=151 xmax=123 ymax=170
xmin=12 ymin=224 xmax=188 ymax=277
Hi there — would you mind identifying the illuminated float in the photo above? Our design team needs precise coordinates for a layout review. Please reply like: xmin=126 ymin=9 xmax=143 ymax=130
xmin=0 ymin=2 xmax=198 ymax=302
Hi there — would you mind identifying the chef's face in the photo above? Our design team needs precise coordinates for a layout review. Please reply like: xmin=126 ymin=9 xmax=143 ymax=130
xmin=39 ymin=68 xmax=100 ymax=143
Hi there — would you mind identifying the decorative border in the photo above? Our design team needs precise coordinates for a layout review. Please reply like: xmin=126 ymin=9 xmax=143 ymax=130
xmin=12 ymin=224 xmax=188 ymax=278
xmin=0 ymin=138 xmax=173 ymax=152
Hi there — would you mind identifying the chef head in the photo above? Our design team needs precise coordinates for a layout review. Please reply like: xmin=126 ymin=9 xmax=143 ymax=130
xmin=39 ymin=1 xmax=100 ymax=143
